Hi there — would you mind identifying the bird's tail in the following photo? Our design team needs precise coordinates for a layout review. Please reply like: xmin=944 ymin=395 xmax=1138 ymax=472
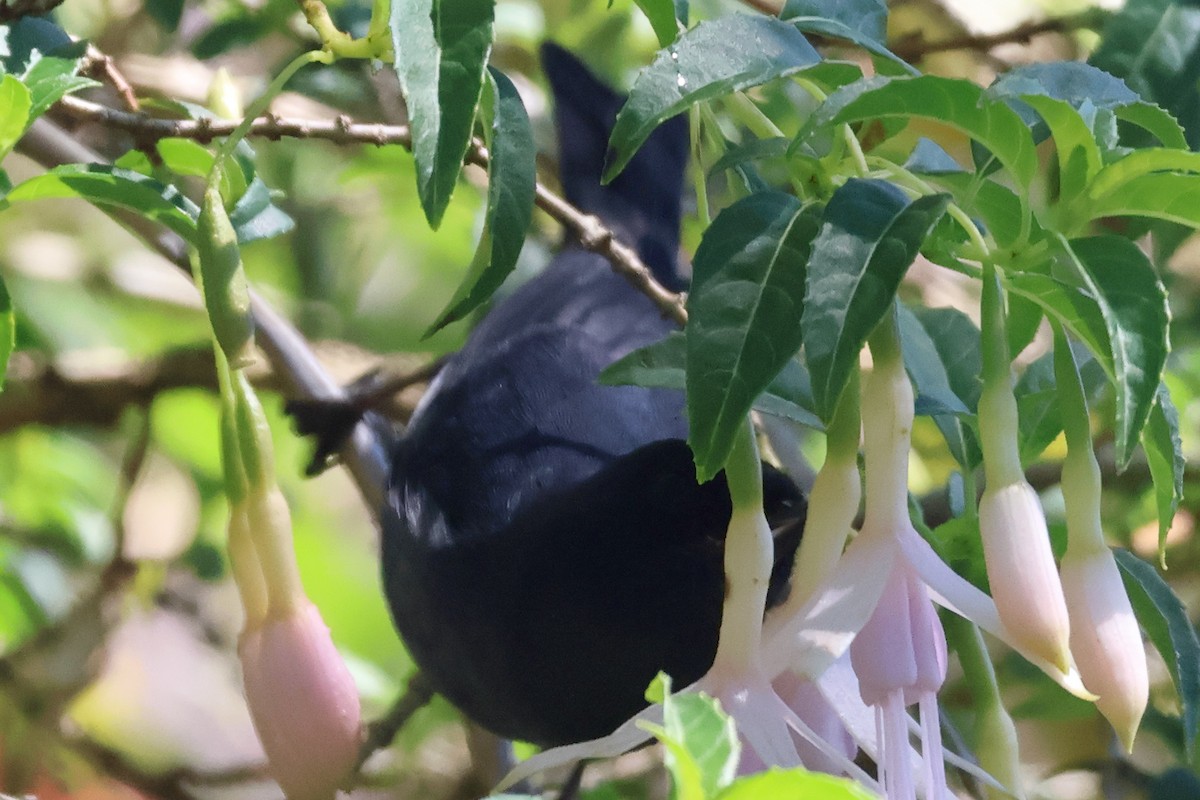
xmin=541 ymin=42 xmax=689 ymax=290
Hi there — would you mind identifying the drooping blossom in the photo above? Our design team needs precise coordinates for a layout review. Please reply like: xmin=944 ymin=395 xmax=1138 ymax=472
xmin=975 ymin=270 xmax=1073 ymax=672
xmin=501 ymin=330 xmax=1093 ymax=799
xmin=1054 ymin=334 xmax=1148 ymax=751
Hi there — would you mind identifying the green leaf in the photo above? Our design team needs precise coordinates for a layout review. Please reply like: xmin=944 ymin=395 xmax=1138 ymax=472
xmin=156 ymin=138 xmax=249 ymax=207
xmin=2 ymin=165 xmax=199 ymax=244
xmin=686 ymin=192 xmax=821 ymax=479
xmin=1115 ymin=548 xmax=1200 ymax=756
xmin=0 ymin=274 xmax=12 ymax=390
xmin=927 ymin=172 xmax=1024 ymax=249
xmin=897 ymin=304 xmax=976 ymax=467
xmin=146 ymin=0 xmax=186 ymax=31
xmin=1004 ymin=272 xmax=1111 ymax=375
xmin=1015 ymin=342 xmax=1107 ymax=463
xmin=2 ymin=18 xmax=73 ymax=75
xmin=227 ymin=178 xmax=295 ymax=244
xmin=1113 ymin=102 xmax=1188 ymax=150
xmin=634 ymin=0 xmax=682 ymax=46
xmin=20 ymin=40 xmax=96 ymax=120
xmin=1089 ymin=148 xmax=1200 ymax=199
xmin=818 ymin=75 xmax=1038 ymax=190
xmin=0 ymin=75 xmax=31 ymax=158
xmin=428 ymin=67 xmax=534 ymax=333
xmin=390 ymin=0 xmax=496 ymax=228
xmin=802 ymin=179 xmax=949 ymax=421
xmin=989 ymin=61 xmax=1139 ymax=110
xmin=605 ymin=16 xmax=819 ymax=182
xmin=642 ymin=688 xmax=739 ymax=800
xmin=781 ymin=0 xmax=912 ymax=75
xmin=1091 ymin=0 xmax=1200 ymax=149
xmin=1088 ymin=172 xmax=1200 ymax=228
xmin=600 ymin=331 xmax=822 ymax=430
xmin=897 ymin=304 xmax=969 ymax=416
xmin=1061 ymin=235 xmax=1169 ymax=468
xmin=781 ymin=0 xmax=887 ymax=42
xmin=1142 ymin=384 xmax=1185 ymax=564
xmin=1019 ymin=95 xmax=1102 ymax=213
xmin=716 ymin=768 xmax=877 ymax=800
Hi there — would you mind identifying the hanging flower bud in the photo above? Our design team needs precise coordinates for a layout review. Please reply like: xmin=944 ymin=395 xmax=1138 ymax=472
xmin=240 ymin=601 xmax=363 ymax=800
xmin=1060 ymin=548 xmax=1148 ymax=752
xmin=977 ymin=480 xmax=1072 ymax=673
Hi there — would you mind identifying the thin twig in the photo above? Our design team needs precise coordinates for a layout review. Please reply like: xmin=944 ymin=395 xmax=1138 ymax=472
xmin=356 ymin=671 xmax=436 ymax=770
xmin=55 ymin=95 xmax=689 ymax=326
xmin=891 ymin=10 xmax=1107 ymax=62
xmin=737 ymin=0 xmax=782 ymax=15
xmin=81 ymin=45 xmax=140 ymax=111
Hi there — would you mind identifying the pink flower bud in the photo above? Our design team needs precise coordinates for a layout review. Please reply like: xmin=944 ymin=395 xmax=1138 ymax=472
xmin=239 ymin=601 xmax=363 ymax=800
xmin=1060 ymin=548 xmax=1148 ymax=751
xmin=978 ymin=481 xmax=1072 ymax=672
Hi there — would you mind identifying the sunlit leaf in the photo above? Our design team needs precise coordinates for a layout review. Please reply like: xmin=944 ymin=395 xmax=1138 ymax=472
xmin=687 ymin=191 xmax=821 ymax=479
xmin=0 ymin=74 xmax=31 ymax=158
xmin=635 ymin=0 xmax=683 ymax=46
xmin=428 ymin=67 xmax=535 ymax=333
xmin=716 ymin=768 xmax=877 ymax=799
xmin=641 ymin=681 xmax=739 ymax=800
xmin=391 ymin=0 xmax=496 ymax=228
xmin=817 ymin=75 xmax=1038 ymax=190
xmin=1115 ymin=548 xmax=1200 ymax=756
xmin=2 ymin=165 xmax=200 ymax=244
xmin=606 ymin=16 xmax=819 ymax=182
xmin=802 ymin=179 xmax=949 ymax=421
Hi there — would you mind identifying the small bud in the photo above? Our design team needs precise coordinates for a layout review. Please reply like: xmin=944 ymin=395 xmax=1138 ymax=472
xmin=197 ymin=181 xmax=255 ymax=368
xmin=978 ymin=481 xmax=1072 ymax=673
xmin=240 ymin=602 xmax=363 ymax=800
xmin=1060 ymin=548 xmax=1148 ymax=752
xmin=207 ymin=67 xmax=244 ymax=120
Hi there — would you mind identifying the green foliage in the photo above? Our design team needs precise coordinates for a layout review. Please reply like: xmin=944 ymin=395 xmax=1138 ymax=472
xmin=1116 ymin=549 xmax=1200 ymax=756
xmin=686 ymin=192 xmax=819 ymax=480
xmin=605 ymin=15 xmax=820 ymax=181
xmin=390 ymin=0 xmax=496 ymax=228
xmin=801 ymin=179 xmax=948 ymax=421
xmin=1143 ymin=386 xmax=1186 ymax=560
xmin=428 ymin=67 xmax=535 ymax=333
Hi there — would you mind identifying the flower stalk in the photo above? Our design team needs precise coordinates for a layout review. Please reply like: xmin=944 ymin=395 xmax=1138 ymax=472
xmin=1053 ymin=327 xmax=1148 ymax=751
xmin=977 ymin=262 xmax=1072 ymax=672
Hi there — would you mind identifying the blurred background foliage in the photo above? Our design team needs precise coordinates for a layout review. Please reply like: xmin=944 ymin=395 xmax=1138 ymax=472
xmin=2 ymin=0 xmax=1200 ymax=798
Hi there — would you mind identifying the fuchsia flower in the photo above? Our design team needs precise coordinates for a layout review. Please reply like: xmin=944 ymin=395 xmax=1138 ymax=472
xmin=502 ymin=342 xmax=1093 ymax=799
xmin=978 ymin=480 xmax=1073 ymax=672
xmin=228 ymin=486 xmax=364 ymax=800
xmin=240 ymin=601 xmax=363 ymax=800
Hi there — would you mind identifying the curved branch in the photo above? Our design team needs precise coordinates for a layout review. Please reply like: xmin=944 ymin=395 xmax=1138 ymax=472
xmin=55 ymin=95 xmax=689 ymax=325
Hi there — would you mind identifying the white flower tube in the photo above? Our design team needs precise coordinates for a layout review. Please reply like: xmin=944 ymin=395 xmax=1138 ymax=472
xmin=976 ymin=268 xmax=1071 ymax=673
xmin=1054 ymin=330 xmax=1148 ymax=751
xmin=977 ymin=479 xmax=1072 ymax=672
xmin=241 ymin=600 xmax=363 ymax=800
xmin=1060 ymin=548 xmax=1147 ymax=752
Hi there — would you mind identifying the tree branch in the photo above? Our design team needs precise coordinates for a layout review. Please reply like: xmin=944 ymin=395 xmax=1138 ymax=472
xmin=55 ymin=95 xmax=689 ymax=326
xmin=890 ymin=9 xmax=1107 ymax=62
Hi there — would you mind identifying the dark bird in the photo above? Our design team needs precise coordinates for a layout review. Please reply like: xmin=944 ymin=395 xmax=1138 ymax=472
xmin=295 ymin=44 xmax=807 ymax=748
